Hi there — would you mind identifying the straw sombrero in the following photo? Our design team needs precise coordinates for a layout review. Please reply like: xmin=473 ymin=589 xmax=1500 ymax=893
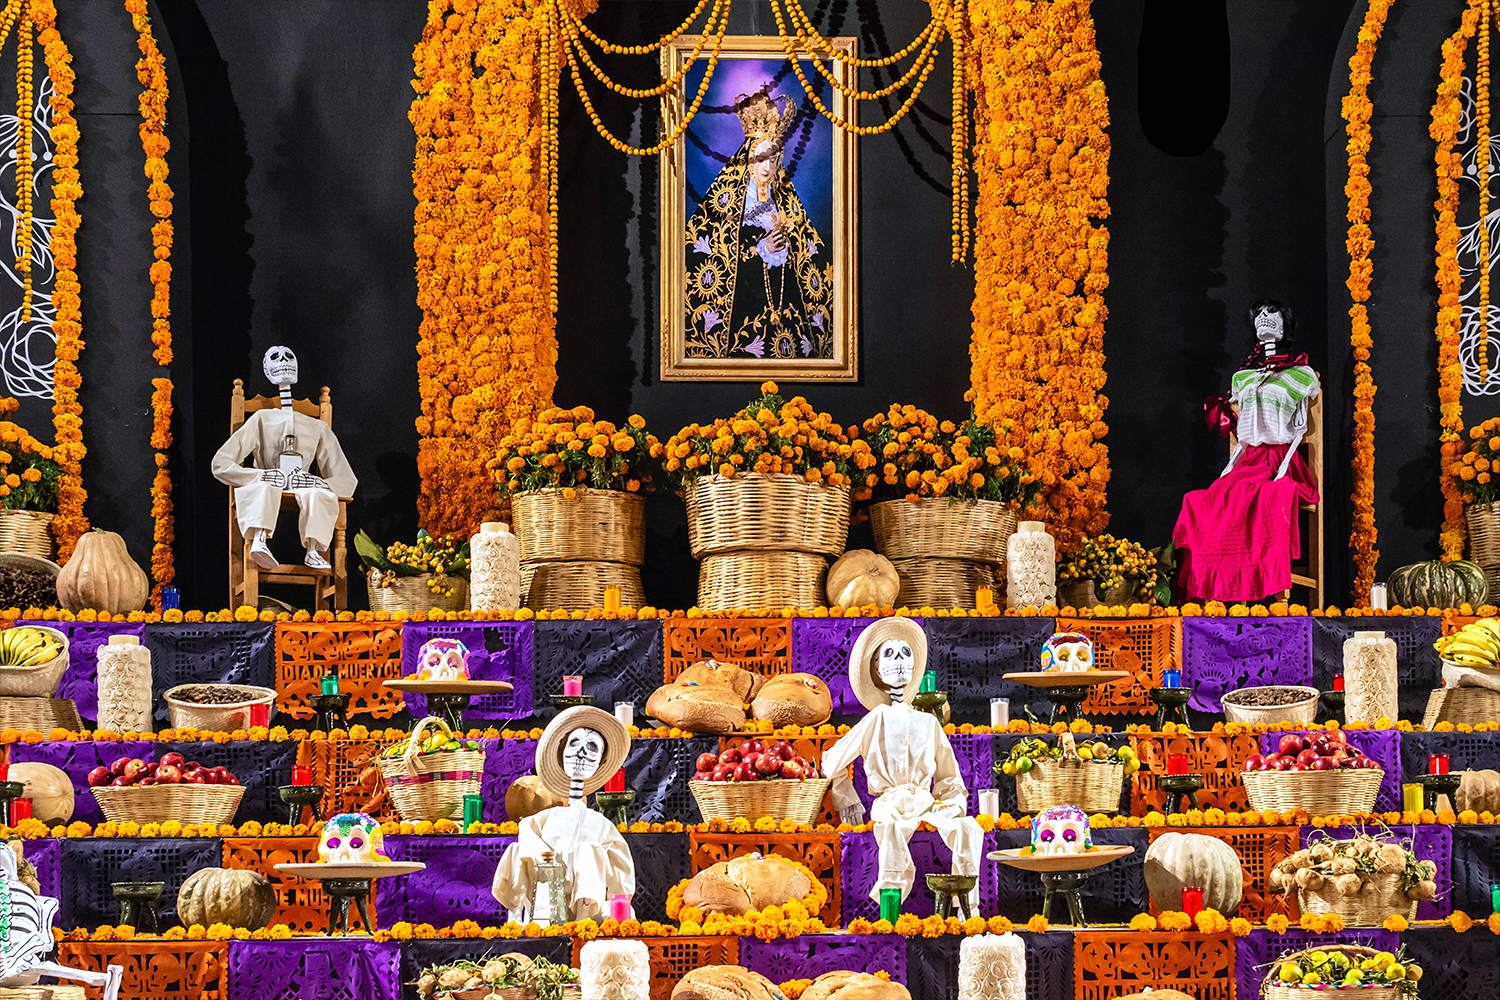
xmin=848 ymin=617 xmax=928 ymax=712
xmin=536 ymin=706 xmax=631 ymax=797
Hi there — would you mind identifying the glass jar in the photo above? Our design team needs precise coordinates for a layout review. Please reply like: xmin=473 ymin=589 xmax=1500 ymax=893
xmin=531 ymin=850 xmax=570 ymax=927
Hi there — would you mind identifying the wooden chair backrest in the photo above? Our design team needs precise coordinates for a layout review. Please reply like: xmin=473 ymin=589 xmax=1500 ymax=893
xmin=230 ymin=379 xmax=333 ymax=434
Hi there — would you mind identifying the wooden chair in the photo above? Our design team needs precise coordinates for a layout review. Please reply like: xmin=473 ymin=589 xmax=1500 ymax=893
xmin=1229 ymin=388 xmax=1324 ymax=608
xmin=227 ymin=379 xmax=349 ymax=611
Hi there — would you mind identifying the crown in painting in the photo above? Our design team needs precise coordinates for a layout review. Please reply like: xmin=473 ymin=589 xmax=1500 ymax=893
xmin=736 ymin=92 xmax=794 ymax=146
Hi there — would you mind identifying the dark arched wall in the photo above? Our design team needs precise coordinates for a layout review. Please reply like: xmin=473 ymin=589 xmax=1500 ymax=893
xmin=33 ymin=0 xmax=1453 ymax=610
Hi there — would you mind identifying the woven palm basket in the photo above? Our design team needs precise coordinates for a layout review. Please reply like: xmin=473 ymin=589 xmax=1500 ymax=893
xmin=1422 ymin=684 xmax=1500 ymax=729
xmin=0 ymin=987 xmax=89 ymax=999
xmin=512 ymin=488 xmax=645 ymax=565
xmin=91 ymin=782 xmax=245 ymax=826
xmin=697 ymin=551 xmax=827 ymax=611
xmin=0 ymin=509 xmax=56 ymax=561
xmin=1261 ymin=945 xmax=1399 ymax=1000
xmin=891 ymin=557 xmax=996 ymax=609
xmin=522 ymin=560 xmax=644 ymax=611
xmin=378 ymin=717 xmax=484 ymax=822
xmin=689 ymin=777 xmax=832 ymax=824
xmin=1241 ymin=768 xmax=1383 ymax=815
xmin=1467 ymin=501 xmax=1500 ymax=597
xmin=0 ymin=697 xmax=80 ymax=733
xmin=367 ymin=570 xmax=468 ymax=614
xmin=1220 ymin=686 xmax=1321 ymax=725
xmin=1014 ymin=758 xmax=1125 ymax=815
xmin=868 ymin=497 xmax=1018 ymax=562
xmin=1298 ymin=870 xmax=1418 ymax=926
xmin=684 ymin=474 xmax=850 ymax=558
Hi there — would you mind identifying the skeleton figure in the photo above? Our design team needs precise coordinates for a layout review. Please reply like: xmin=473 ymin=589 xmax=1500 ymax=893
xmin=562 ymin=727 xmax=605 ymax=805
xmin=1253 ymin=303 xmax=1285 ymax=358
xmin=318 ymin=813 xmax=391 ymax=865
xmin=1040 ymin=632 xmax=1094 ymax=673
xmin=0 ymin=843 xmax=122 ymax=998
xmin=414 ymin=639 xmax=470 ymax=681
xmin=878 ymin=639 xmax=914 ymax=702
xmin=1031 ymin=805 xmax=1092 ymax=856
xmin=211 ymin=345 xmax=357 ymax=571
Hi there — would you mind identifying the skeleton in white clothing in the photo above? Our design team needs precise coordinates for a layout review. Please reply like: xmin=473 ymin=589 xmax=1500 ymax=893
xmin=211 ymin=346 xmax=357 ymax=571
xmin=821 ymin=617 xmax=983 ymax=905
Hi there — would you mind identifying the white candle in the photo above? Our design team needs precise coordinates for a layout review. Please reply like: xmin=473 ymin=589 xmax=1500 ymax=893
xmin=614 ymin=702 xmax=634 ymax=727
xmin=990 ymin=697 xmax=1009 ymax=728
xmin=1370 ymin=583 xmax=1388 ymax=610
xmin=979 ymin=790 xmax=1000 ymax=819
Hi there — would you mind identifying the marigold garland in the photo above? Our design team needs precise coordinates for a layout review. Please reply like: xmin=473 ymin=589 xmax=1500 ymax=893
xmin=1433 ymin=0 xmax=1489 ymax=562
xmin=1343 ymin=0 xmax=1391 ymax=598
xmin=965 ymin=0 xmax=1110 ymax=551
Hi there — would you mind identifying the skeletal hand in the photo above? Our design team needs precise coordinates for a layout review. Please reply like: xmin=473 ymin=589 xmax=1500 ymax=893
xmin=289 ymin=471 xmax=330 ymax=491
xmin=258 ymin=469 xmax=286 ymax=488
xmin=839 ymin=802 xmax=866 ymax=826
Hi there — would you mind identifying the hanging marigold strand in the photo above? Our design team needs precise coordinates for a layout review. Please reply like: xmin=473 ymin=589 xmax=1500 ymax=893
xmin=779 ymin=1 xmax=945 ymax=102
xmin=562 ymin=0 xmax=714 ymax=56
xmin=950 ymin=0 xmax=969 ymax=262
xmin=15 ymin=6 xmax=31 ymax=324
xmin=781 ymin=0 xmax=941 ymax=68
xmin=1480 ymin=0 xmax=1492 ymax=384
xmin=562 ymin=0 xmax=727 ymax=101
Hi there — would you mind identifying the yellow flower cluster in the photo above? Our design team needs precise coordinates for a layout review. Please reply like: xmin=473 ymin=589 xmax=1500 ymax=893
xmin=966 ymin=0 xmax=1110 ymax=551
xmin=1455 ymin=417 xmax=1500 ymax=506
xmin=663 ymin=383 xmax=874 ymax=487
xmin=0 ymin=397 xmax=59 ymax=512
xmin=856 ymin=404 xmax=1039 ymax=509
xmin=1057 ymin=534 xmax=1159 ymax=595
xmin=1298 ymin=912 xmax=1346 ymax=934
xmin=490 ymin=406 xmax=658 ymax=496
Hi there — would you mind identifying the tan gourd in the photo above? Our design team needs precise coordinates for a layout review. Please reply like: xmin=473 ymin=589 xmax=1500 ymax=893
xmin=55 ymin=529 xmax=149 ymax=614
xmin=1142 ymin=831 xmax=1244 ymax=915
xmin=1456 ymin=768 xmax=1500 ymax=814
xmin=825 ymin=549 xmax=900 ymax=608
xmin=177 ymin=867 xmax=277 ymax=929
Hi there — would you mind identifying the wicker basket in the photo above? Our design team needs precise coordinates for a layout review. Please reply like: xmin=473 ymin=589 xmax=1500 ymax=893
xmin=684 ymin=474 xmax=850 ymax=558
xmin=0 ymin=696 xmax=80 ymax=733
xmin=1467 ymin=501 xmax=1500 ymax=597
xmin=891 ymin=557 xmax=996 ymax=609
xmin=868 ymin=498 xmax=1018 ymax=562
xmin=0 ymin=509 xmax=56 ymax=561
xmin=1298 ymin=870 xmax=1418 ymax=926
xmin=522 ymin=560 xmax=644 ymax=612
xmin=1423 ymin=684 xmax=1500 ymax=728
xmin=366 ymin=570 xmax=469 ymax=614
xmin=1059 ymin=579 xmax=1096 ymax=608
xmin=163 ymin=684 xmax=276 ymax=731
xmin=1220 ymin=686 xmax=1321 ymax=725
xmin=1241 ymin=768 xmax=1383 ymax=815
xmin=689 ymin=777 xmax=832 ymax=824
xmin=512 ymin=488 xmax=645 ymax=565
xmin=1013 ymin=732 xmax=1125 ymax=815
xmin=1097 ymin=581 xmax=1137 ymax=607
xmin=697 ymin=551 xmax=827 ymax=611
xmin=0 ymin=987 xmax=89 ymax=1000
xmin=91 ymin=782 xmax=245 ymax=825
xmin=1260 ymin=945 xmax=1400 ymax=1000
xmin=0 ymin=624 xmax=68 ymax=696
xmin=378 ymin=716 xmax=485 ymax=822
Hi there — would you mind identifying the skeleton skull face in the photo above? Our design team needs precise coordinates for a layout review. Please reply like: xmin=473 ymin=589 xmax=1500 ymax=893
xmin=1253 ymin=306 xmax=1284 ymax=348
xmin=1041 ymin=633 xmax=1093 ymax=673
xmin=563 ymin=727 xmax=605 ymax=781
xmin=876 ymin=639 xmax=914 ymax=691
xmin=1032 ymin=805 xmax=1091 ymax=856
xmin=319 ymin=813 xmax=389 ymax=865
xmin=414 ymin=638 xmax=469 ymax=681
xmin=263 ymin=345 xmax=298 ymax=387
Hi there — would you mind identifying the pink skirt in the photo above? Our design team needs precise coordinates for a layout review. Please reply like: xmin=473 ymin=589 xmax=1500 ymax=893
xmin=1172 ymin=443 xmax=1319 ymax=602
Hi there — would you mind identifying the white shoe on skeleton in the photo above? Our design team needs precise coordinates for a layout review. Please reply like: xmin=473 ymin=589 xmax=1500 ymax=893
xmin=304 ymin=545 xmax=331 ymax=570
xmin=249 ymin=530 xmax=278 ymax=570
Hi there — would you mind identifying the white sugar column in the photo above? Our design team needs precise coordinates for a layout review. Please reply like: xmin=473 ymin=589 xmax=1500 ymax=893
xmin=579 ymin=939 xmax=650 ymax=1000
xmin=1343 ymin=630 xmax=1398 ymax=724
xmin=96 ymin=634 xmax=152 ymax=734
xmin=469 ymin=521 xmax=521 ymax=611
xmin=959 ymin=932 xmax=1026 ymax=1000
xmin=1007 ymin=521 xmax=1055 ymax=609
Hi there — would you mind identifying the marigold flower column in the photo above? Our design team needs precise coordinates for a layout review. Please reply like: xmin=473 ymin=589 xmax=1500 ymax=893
xmin=966 ymin=0 xmax=1110 ymax=550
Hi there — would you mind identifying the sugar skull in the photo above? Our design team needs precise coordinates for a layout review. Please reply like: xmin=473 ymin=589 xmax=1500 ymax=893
xmin=319 ymin=812 xmax=390 ymax=864
xmin=414 ymin=638 xmax=470 ymax=681
xmin=876 ymin=638 xmax=914 ymax=690
xmin=263 ymin=345 xmax=298 ymax=387
xmin=1031 ymin=804 xmax=1091 ymax=856
xmin=562 ymin=727 xmax=605 ymax=782
xmin=1040 ymin=632 xmax=1093 ymax=673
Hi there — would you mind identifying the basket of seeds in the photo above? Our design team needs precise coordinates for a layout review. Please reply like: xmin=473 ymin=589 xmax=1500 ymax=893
xmin=163 ymin=683 xmax=277 ymax=732
xmin=1221 ymin=684 xmax=1320 ymax=725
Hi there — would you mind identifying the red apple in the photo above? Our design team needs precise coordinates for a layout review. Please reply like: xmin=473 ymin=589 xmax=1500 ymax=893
xmin=1274 ymin=758 xmax=1295 ymax=771
xmin=775 ymin=744 xmax=795 ymax=761
xmin=182 ymin=770 xmax=206 ymax=785
xmin=110 ymin=758 xmax=130 ymax=776
xmin=733 ymin=761 xmax=759 ymax=782
xmin=155 ymin=764 xmax=182 ymax=784
xmin=711 ymin=763 xmax=736 ymax=782
xmin=1297 ymin=749 xmax=1319 ymax=767
xmin=740 ymin=739 xmax=763 ymax=756
xmin=719 ymin=749 xmax=742 ymax=766
xmin=160 ymin=752 xmax=185 ymax=768
xmin=1326 ymin=731 xmax=1348 ymax=747
xmin=86 ymin=766 xmax=111 ymax=787
xmin=694 ymin=770 xmax=714 ymax=782
xmin=1291 ymin=761 xmax=1309 ymax=771
xmin=1243 ymin=755 xmax=1265 ymax=772
xmin=779 ymin=760 xmax=804 ymax=780
xmin=696 ymin=753 xmax=719 ymax=772
xmin=222 ymin=773 xmax=239 ymax=786
xmin=137 ymin=776 xmax=158 ymax=786
xmin=1310 ymin=757 xmax=1335 ymax=770
xmin=755 ymin=754 xmax=782 ymax=776
xmin=1278 ymin=734 xmax=1305 ymax=756
xmin=1311 ymin=737 xmax=1332 ymax=757
xmin=110 ymin=776 xmax=131 ymax=786
xmin=122 ymin=759 xmax=146 ymax=782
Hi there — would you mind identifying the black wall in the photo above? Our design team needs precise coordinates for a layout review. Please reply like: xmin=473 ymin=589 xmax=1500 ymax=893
xmin=26 ymin=0 xmax=1458 ymax=610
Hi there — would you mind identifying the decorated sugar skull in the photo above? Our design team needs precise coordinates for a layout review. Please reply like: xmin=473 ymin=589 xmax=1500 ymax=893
xmin=1031 ymin=805 xmax=1091 ymax=856
xmin=414 ymin=638 xmax=470 ymax=681
xmin=876 ymin=638 xmax=914 ymax=692
xmin=318 ymin=812 xmax=390 ymax=864
xmin=1040 ymin=632 xmax=1094 ymax=673
xmin=263 ymin=345 xmax=298 ymax=387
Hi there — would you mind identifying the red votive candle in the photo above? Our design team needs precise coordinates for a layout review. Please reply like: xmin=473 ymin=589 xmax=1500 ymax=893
xmin=563 ymin=675 xmax=583 ymax=697
xmin=0 ymin=758 xmax=9 ymax=782
xmin=250 ymin=703 xmax=270 ymax=728
xmin=1429 ymin=753 xmax=1450 ymax=775
xmin=1167 ymin=754 xmax=1188 ymax=776
xmin=1333 ymin=674 xmax=1345 ymax=692
xmin=609 ymin=893 xmax=631 ymax=922
xmin=291 ymin=766 xmax=312 ymax=786
xmin=1181 ymin=886 xmax=1204 ymax=919
xmin=605 ymin=768 xmax=625 ymax=793
xmin=10 ymin=798 xmax=32 ymax=823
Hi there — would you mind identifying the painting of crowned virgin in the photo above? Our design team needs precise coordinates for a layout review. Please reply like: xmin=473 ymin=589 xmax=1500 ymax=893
xmin=660 ymin=35 xmax=858 ymax=381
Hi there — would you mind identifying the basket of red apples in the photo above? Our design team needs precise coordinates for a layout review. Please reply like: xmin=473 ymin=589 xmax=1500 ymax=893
xmin=688 ymin=738 xmax=830 ymax=824
xmin=87 ymin=752 xmax=244 ymax=825
xmin=1240 ymin=731 xmax=1383 ymax=815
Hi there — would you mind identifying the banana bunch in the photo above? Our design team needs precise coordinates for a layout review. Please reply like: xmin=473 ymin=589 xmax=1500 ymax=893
xmin=0 ymin=627 xmax=62 ymax=667
xmin=1434 ymin=618 xmax=1500 ymax=668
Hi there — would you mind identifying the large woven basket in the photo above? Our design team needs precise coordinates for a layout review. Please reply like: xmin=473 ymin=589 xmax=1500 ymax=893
xmin=1058 ymin=579 xmax=1096 ymax=609
xmin=0 ymin=624 xmax=68 ymax=696
xmin=1220 ymin=686 xmax=1321 ymax=725
xmin=1467 ymin=501 xmax=1500 ymax=597
xmin=0 ymin=509 xmax=56 ymax=561
xmin=698 ymin=551 xmax=827 ymax=611
xmin=891 ymin=557 xmax=996 ymax=609
xmin=522 ymin=560 xmax=644 ymax=612
xmin=512 ymin=488 xmax=645 ymax=565
xmin=367 ymin=570 xmax=469 ymax=614
xmin=1241 ymin=768 xmax=1383 ymax=815
xmin=1014 ymin=759 xmax=1125 ymax=815
xmin=0 ymin=696 xmax=80 ymax=733
xmin=91 ymin=782 xmax=245 ymax=825
xmin=1423 ymin=684 xmax=1500 ymax=728
xmin=163 ymin=684 xmax=276 ymax=731
xmin=0 ymin=987 xmax=88 ymax=999
xmin=1260 ymin=945 xmax=1399 ymax=1000
xmin=868 ymin=498 xmax=1018 ymax=562
xmin=1298 ymin=871 xmax=1418 ymax=926
xmin=684 ymin=474 xmax=850 ymax=558
xmin=378 ymin=716 xmax=484 ymax=822
xmin=689 ymin=777 xmax=831 ymax=824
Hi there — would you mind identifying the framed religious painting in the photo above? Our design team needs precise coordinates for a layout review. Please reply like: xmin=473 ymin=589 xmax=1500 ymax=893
xmin=659 ymin=35 xmax=859 ymax=381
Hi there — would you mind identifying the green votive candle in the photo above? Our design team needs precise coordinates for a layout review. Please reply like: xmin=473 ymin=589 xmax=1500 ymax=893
xmin=879 ymin=887 xmax=901 ymax=923
xmin=1492 ymin=883 xmax=1500 ymax=914
xmin=463 ymin=794 xmax=483 ymax=830
xmin=919 ymin=672 xmax=936 ymax=694
xmin=320 ymin=673 xmax=339 ymax=696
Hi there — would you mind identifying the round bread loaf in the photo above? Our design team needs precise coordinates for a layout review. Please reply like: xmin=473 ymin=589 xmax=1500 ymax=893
xmin=682 ymin=854 xmax=814 ymax=914
xmin=645 ymin=683 xmax=746 ymax=733
xmin=801 ymin=971 xmax=911 ymax=1000
xmin=672 ymin=965 xmax=784 ymax=1000
xmin=751 ymin=672 xmax=833 ymax=727
xmin=503 ymin=774 xmax=566 ymax=822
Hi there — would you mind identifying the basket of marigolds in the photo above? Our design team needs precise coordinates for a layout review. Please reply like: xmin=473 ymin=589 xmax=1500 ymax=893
xmin=378 ymin=717 xmax=485 ymax=822
xmin=1056 ymin=534 xmax=1158 ymax=608
xmin=357 ymin=529 xmax=470 ymax=613
xmin=1262 ymin=944 xmax=1420 ymax=999
xmin=1268 ymin=828 xmax=1438 ymax=926
xmin=996 ymin=731 xmax=1136 ymax=814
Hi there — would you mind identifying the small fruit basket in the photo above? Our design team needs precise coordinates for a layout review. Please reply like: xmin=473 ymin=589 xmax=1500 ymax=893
xmin=377 ymin=717 xmax=485 ymax=822
xmin=1268 ymin=829 xmax=1438 ymax=926
xmin=88 ymin=751 xmax=244 ymax=825
xmin=0 ymin=623 xmax=68 ymax=697
xmin=1241 ymin=731 xmax=1384 ymax=815
xmin=997 ymin=731 xmax=1135 ymax=815
xmin=688 ymin=738 xmax=830 ymax=824
xmin=1262 ymin=943 xmax=1420 ymax=999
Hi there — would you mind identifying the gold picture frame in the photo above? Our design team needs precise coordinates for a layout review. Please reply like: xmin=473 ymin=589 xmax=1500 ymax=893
xmin=659 ymin=35 xmax=859 ymax=381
